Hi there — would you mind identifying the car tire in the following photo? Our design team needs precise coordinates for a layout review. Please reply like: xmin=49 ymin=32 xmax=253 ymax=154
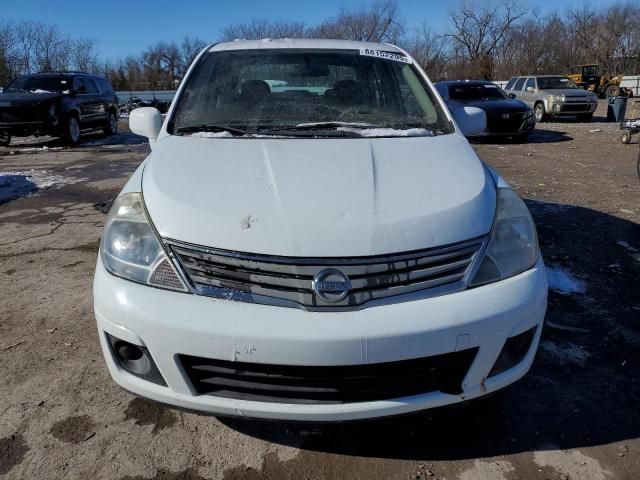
xmin=605 ymin=84 xmax=621 ymax=98
xmin=104 ymin=111 xmax=118 ymax=136
xmin=621 ymin=132 xmax=631 ymax=145
xmin=0 ymin=131 xmax=10 ymax=147
xmin=64 ymin=115 xmax=81 ymax=146
xmin=534 ymin=102 xmax=546 ymax=122
xmin=578 ymin=113 xmax=593 ymax=123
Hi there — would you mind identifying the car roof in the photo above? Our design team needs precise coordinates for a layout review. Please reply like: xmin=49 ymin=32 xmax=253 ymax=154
xmin=21 ymin=72 xmax=96 ymax=78
xmin=209 ymin=38 xmax=406 ymax=54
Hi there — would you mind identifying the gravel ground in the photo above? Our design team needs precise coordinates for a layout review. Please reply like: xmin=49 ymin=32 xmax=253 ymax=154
xmin=1 ymin=104 xmax=639 ymax=480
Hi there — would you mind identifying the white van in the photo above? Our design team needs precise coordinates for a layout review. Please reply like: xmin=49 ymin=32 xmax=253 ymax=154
xmin=94 ymin=39 xmax=547 ymax=421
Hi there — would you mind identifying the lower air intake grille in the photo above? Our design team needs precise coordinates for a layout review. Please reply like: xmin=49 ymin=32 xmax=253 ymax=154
xmin=179 ymin=349 xmax=479 ymax=404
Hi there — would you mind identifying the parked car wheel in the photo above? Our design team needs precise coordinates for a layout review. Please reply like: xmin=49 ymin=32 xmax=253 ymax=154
xmin=534 ymin=103 xmax=546 ymax=122
xmin=605 ymin=84 xmax=621 ymax=98
xmin=578 ymin=113 xmax=593 ymax=123
xmin=0 ymin=131 xmax=10 ymax=147
xmin=65 ymin=115 xmax=81 ymax=146
xmin=104 ymin=111 xmax=118 ymax=136
xmin=621 ymin=132 xmax=632 ymax=144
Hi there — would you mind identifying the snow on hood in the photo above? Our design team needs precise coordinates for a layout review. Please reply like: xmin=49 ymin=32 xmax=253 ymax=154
xmin=142 ymin=134 xmax=496 ymax=257
xmin=338 ymin=127 xmax=433 ymax=137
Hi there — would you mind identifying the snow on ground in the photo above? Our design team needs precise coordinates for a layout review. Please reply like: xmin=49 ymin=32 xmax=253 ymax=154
xmin=617 ymin=240 xmax=638 ymax=252
xmin=545 ymin=265 xmax=586 ymax=295
xmin=0 ymin=169 xmax=84 ymax=203
xmin=541 ymin=340 xmax=591 ymax=366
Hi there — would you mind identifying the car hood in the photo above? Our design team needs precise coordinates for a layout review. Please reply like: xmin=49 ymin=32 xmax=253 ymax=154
xmin=538 ymin=88 xmax=592 ymax=98
xmin=450 ymin=98 xmax=529 ymax=112
xmin=142 ymin=134 xmax=496 ymax=257
xmin=0 ymin=92 xmax=62 ymax=106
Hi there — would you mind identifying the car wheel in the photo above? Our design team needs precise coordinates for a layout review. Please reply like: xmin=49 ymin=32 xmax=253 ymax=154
xmin=605 ymin=84 xmax=621 ymax=97
xmin=534 ymin=103 xmax=546 ymax=122
xmin=104 ymin=111 xmax=118 ymax=136
xmin=621 ymin=132 xmax=631 ymax=145
xmin=65 ymin=116 xmax=81 ymax=146
xmin=0 ymin=131 xmax=10 ymax=147
xmin=578 ymin=113 xmax=593 ymax=123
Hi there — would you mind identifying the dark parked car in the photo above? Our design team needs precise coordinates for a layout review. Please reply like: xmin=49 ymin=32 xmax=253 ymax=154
xmin=0 ymin=72 xmax=119 ymax=146
xmin=435 ymin=80 xmax=535 ymax=142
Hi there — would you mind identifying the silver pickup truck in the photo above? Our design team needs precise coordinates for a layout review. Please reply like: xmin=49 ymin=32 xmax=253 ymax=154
xmin=504 ymin=75 xmax=598 ymax=122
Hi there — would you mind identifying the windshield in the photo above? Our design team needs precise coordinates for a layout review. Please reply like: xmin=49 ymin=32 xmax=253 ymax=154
xmin=537 ymin=76 xmax=578 ymax=90
xmin=170 ymin=49 xmax=453 ymax=137
xmin=448 ymin=83 xmax=507 ymax=101
xmin=4 ymin=76 xmax=70 ymax=93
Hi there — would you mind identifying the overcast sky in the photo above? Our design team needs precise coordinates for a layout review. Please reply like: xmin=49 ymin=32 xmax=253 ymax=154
xmin=3 ymin=0 xmax=621 ymax=60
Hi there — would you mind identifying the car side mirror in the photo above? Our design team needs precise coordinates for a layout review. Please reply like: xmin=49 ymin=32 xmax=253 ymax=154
xmin=526 ymin=87 xmax=535 ymax=93
xmin=75 ymin=85 xmax=87 ymax=95
xmin=129 ymin=107 xmax=162 ymax=147
xmin=452 ymin=106 xmax=487 ymax=137
xmin=508 ymin=93 xmax=516 ymax=99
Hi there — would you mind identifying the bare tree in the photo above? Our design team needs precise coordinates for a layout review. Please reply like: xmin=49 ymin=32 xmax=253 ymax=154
xmin=404 ymin=26 xmax=449 ymax=80
xmin=181 ymin=36 xmax=208 ymax=69
xmin=219 ymin=19 xmax=306 ymax=41
xmin=447 ymin=0 xmax=526 ymax=79
xmin=311 ymin=0 xmax=404 ymax=43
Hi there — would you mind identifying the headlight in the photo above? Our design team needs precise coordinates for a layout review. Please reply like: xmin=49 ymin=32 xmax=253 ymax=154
xmin=101 ymin=192 xmax=188 ymax=292
xmin=524 ymin=110 xmax=534 ymax=119
xmin=547 ymin=94 xmax=565 ymax=103
xmin=470 ymin=188 xmax=539 ymax=286
xmin=589 ymin=95 xmax=598 ymax=103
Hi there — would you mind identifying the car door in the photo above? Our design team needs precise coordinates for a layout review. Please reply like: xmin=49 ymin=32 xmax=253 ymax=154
xmin=511 ymin=77 xmax=527 ymax=101
xmin=79 ymin=78 xmax=104 ymax=126
xmin=521 ymin=77 xmax=537 ymax=107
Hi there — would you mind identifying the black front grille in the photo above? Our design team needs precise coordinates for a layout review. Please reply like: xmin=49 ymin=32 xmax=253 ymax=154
xmin=559 ymin=104 xmax=590 ymax=112
xmin=486 ymin=112 xmax=526 ymax=133
xmin=0 ymin=105 xmax=45 ymax=124
xmin=180 ymin=349 xmax=479 ymax=404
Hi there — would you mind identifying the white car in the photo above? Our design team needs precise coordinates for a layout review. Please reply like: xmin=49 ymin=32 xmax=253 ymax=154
xmin=94 ymin=39 xmax=547 ymax=421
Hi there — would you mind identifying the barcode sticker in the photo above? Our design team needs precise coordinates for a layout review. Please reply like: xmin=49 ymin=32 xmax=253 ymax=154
xmin=359 ymin=48 xmax=412 ymax=64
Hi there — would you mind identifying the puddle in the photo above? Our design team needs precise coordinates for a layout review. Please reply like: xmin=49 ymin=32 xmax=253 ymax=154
xmin=0 ymin=174 xmax=39 ymax=204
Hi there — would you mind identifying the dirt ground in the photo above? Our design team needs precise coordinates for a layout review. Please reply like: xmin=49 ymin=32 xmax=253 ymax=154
xmin=1 ymin=103 xmax=639 ymax=480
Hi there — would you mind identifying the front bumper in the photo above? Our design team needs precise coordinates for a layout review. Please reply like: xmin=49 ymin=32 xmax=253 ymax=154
xmin=94 ymin=257 xmax=548 ymax=421
xmin=547 ymin=101 xmax=597 ymax=115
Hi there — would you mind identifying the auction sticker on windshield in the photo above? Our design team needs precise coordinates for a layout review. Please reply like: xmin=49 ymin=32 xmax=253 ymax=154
xmin=359 ymin=48 xmax=411 ymax=64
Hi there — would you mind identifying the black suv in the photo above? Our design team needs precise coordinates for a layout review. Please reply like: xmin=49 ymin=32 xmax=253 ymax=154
xmin=0 ymin=72 xmax=119 ymax=146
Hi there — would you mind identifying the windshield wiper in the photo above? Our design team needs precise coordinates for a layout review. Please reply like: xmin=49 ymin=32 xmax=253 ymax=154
xmin=175 ymin=124 xmax=247 ymax=136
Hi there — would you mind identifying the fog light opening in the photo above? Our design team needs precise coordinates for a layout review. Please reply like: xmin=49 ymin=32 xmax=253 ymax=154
xmin=115 ymin=341 xmax=144 ymax=361
xmin=106 ymin=333 xmax=167 ymax=386
xmin=489 ymin=326 xmax=537 ymax=377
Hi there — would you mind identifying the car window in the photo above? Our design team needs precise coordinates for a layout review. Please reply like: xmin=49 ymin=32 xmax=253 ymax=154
xmin=525 ymin=78 xmax=536 ymax=91
xmin=505 ymin=78 xmax=516 ymax=90
xmin=537 ymin=76 xmax=579 ymax=90
xmin=435 ymin=84 xmax=448 ymax=99
xmin=81 ymin=78 xmax=99 ymax=94
xmin=448 ymin=83 xmax=507 ymax=100
xmin=171 ymin=49 xmax=454 ymax=136
xmin=5 ymin=76 xmax=70 ymax=93
xmin=513 ymin=77 xmax=526 ymax=91
xmin=95 ymin=77 xmax=114 ymax=94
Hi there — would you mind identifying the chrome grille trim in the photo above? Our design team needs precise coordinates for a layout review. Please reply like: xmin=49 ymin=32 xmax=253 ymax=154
xmin=166 ymin=236 xmax=488 ymax=311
